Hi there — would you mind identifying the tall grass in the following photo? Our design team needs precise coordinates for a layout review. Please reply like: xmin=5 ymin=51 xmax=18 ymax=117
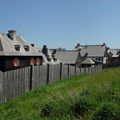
xmin=0 ymin=68 xmax=120 ymax=120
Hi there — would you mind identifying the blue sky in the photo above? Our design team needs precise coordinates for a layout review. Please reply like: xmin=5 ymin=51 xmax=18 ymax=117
xmin=0 ymin=0 xmax=120 ymax=49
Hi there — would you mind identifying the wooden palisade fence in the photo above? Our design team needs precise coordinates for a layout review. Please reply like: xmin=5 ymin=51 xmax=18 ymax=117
xmin=0 ymin=64 xmax=103 ymax=103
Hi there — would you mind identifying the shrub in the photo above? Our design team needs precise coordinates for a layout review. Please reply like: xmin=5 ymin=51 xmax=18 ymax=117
xmin=40 ymin=99 xmax=72 ymax=119
xmin=71 ymin=97 xmax=91 ymax=118
xmin=92 ymin=102 xmax=120 ymax=120
xmin=79 ymin=89 xmax=90 ymax=97
xmin=40 ymin=104 xmax=54 ymax=117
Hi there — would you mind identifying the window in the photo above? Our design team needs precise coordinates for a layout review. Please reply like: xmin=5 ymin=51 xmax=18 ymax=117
xmin=14 ymin=45 xmax=20 ymax=51
xmin=36 ymin=58 xmax=42 ymax=65
xmin=47 ymin=58 xmax=51 ymax=62
xmin=30 ymin=58 xmax=35 ymax=65
xmin=24 ymin=45 xmax=29 ymax=52
xmin=12 ymin=58 xmax=20 ymax=67
xmin=53 ymin=58 xmax=57 ymax=61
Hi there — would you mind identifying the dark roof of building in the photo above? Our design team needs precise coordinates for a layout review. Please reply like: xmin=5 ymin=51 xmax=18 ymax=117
xmin=75 ymin=43 xmax=107 ymax=57
xmin=0 ymin=31 xmax=42 ymax=56
xmin=55 ymin=50 xmax=80 ymax=64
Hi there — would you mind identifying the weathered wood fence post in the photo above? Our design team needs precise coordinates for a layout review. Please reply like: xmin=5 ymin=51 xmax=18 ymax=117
xmin=47 ymin=64 xmax=50 ymax=84
xmin=60 ymin=62 xmax=62 ymax=80
xmin=75 ymin=66 xmax=76 ymax=76
xmin=29 ymin=65 xmax=33 ymax=90
xmin=0 ymin=71 xmax=3 ymax=103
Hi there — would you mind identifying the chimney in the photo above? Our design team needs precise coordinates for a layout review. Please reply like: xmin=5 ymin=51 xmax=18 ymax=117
xmin=102 ymin=43 xmax=106 ymax=47
xmin=42 ymin=45 xmax=48 ymax=57
xmin=52 ymin=49 xmax=56 ymax=58
xmin=31 ymin=44 xmax=34 ymax=47
xmin=75 ymin=43 xmax=80 ymax=49
xmin=8 ymin=30 xmax=16 ymax=40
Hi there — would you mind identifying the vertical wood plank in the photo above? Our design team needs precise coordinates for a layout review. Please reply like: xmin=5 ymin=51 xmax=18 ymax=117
xmin=0 ymin=71 xmax=3 ymax=102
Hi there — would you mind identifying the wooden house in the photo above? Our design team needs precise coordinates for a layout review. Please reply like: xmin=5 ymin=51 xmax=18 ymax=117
xmin=108 ymin=49 xmax=120 ymax=64
xmin=55 ymin=50 xmax=81 ymax=67
xmin=0 ymin=30 xmax=43 ymax=71
xmin=75 ymin=43 xmax=109 ymax=64
xmin=36 ymin=45 xmax=60 ymax=65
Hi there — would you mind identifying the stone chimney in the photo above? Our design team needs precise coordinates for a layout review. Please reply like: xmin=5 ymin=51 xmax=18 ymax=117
xmin=75 ymin=43 xmax=80 ymax=49
xmin=42 ymin=45 xmax=48 ymax=57
xmin=8 ymin=30 xmax=16 ymax=40
xmin=102 ymin=43 xmax=106 ymax=47
xmin=52 ymin=49 xmax=56 ymax=58
xmin=31 ymin=44 xmax=34 ymax=47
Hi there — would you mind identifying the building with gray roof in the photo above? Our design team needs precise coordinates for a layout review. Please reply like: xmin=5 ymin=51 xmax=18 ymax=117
xmin=36 ymin=45 xmax=60 ymax=65
xmin=108 ymin=49 xmax=120 ymax=63
xmin=0 ymin=30 xmax=43 ymax=71
xmin=75 ymin=43 xmax=109 ymax=64
xmin=108 ymin=49 xmax=120 ymax=58
xmin=0 ymin=31 xmax=42 ymax=56
xmin=55 ymin=50 xmax=81 ymax=66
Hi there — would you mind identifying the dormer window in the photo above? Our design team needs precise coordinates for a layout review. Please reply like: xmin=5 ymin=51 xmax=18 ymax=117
xmin=53 ymin=58 xmax=57 ymax=61
xmin=24 ymin=45 xmax=29 ymax=52
xmin=14 ymin=45 xmax=20 ymax=51
xmin=47 ymin=58 xmax=51 ymax=62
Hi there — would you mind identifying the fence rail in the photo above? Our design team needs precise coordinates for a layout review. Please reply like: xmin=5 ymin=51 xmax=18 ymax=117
xmin=0 ymin=64 xmax=103 ymax=103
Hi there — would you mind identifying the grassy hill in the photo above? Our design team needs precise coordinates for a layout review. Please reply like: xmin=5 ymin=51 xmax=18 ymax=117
xmin=0 ymin=68 xmax=120 ymax=120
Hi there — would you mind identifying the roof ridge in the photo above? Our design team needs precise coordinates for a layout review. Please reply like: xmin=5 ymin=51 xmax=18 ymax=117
xmin=80 ymin=44 xmax=103 ymax=46
xmin=109 ymin=48 xmax=120 ymax=50
xmin=57 ymin=50 xmax=78 ymax=52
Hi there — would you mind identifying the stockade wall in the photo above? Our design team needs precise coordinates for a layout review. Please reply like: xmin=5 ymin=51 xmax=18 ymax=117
xmin=0 ymin=64 xmax=103 ymax=103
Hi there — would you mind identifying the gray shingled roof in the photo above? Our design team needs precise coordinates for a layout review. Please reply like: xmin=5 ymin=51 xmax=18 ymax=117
xmin=76 ymin=44 xmax=107 ymax=57
xmin=108 ymin=49 xmax=120 ymax=58
xmin=55 ymin=50 xmax=79 ymax=64
xmin=36 ymin=47 xmax=60 ymax=64
xmin=81 ymin=58 xmax=95 ymax=64
xmin=0 ymin=32 xmax=42 ymax=56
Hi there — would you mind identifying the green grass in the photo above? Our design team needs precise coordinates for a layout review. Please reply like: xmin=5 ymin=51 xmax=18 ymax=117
xmin=0 ymin=68 xmax=120 ymax=120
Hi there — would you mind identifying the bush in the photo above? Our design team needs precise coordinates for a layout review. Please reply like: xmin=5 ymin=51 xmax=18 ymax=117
xmin=40 ymin=104 xmax=54 ymax=117
xmin=71 ymin=97 xmax=91 ymax=118
xmin=92 ymin=102 xmax=120 ymax=120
